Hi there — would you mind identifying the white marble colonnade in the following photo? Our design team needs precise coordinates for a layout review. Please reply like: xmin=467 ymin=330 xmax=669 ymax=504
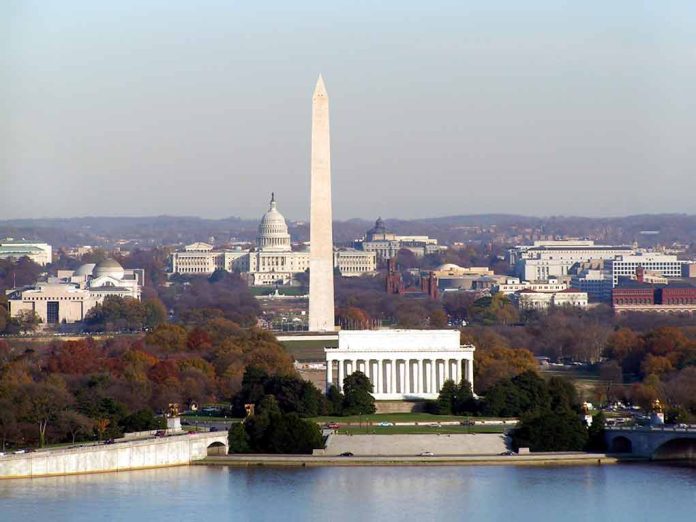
xmin=325 ymin=355 xmax=474 ymax=399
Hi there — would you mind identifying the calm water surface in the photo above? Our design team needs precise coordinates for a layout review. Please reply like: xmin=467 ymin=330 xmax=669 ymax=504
xmin=0 ymin=464 xmax=694 ymax=521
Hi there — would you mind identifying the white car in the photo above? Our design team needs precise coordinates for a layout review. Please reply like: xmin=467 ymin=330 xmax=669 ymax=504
xmin=377 ymin=422 xmax=395 ymax=427
xmin=419 ymin=451 xmax=434 ymax=456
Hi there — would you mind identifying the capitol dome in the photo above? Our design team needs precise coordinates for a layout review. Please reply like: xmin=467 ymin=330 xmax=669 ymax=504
xmin=256 ymin=193 xmax=292 ymax=252
xmin=93 ymin=258 xmax=125 ymax=280
xmin=74 ymin=263 xmax=96 ymax=277
xmin=437 ymin=263 xmax=462 ymax=271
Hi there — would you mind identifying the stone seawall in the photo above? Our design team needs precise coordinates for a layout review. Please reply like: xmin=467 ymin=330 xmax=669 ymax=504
xmin=0 ymin=432 xmax=228 ymax=480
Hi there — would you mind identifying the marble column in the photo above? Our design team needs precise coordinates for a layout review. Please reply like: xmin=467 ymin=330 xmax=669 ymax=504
xmin=430 ymin=360 xmax=437 ymax=394
xmin=405 ymin=360 xmax=411 ymax=395
xmin=385 ymin=360 xmax=392 ymax=394
xmin=466 ymin=358 xmax=474 ymax=388
xmin=391 ymin=359 xmax=398 ymax=394
xmin=338 ymin=359 xmax=345 ymax=392
xmin=326 ymin=359 xmax=333 ymax=392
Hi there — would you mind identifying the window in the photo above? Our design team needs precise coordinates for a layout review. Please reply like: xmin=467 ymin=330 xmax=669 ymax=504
xmin=47 ymin=301 xmax=59 ymax=325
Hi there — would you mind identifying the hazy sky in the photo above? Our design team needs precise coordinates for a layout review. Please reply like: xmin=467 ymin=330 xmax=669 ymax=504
xmin=2 ymin=1 xmax=696 ymax=221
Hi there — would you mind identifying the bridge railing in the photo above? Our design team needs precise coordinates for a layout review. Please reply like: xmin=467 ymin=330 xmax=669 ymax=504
xmin=606 ymin=425 xmax=696 ymax=433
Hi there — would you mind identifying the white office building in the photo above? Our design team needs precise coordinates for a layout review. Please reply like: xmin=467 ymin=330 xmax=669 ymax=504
xmin=608 ymin=253 xmax=684 ymax=286
xmin=0 ymin=239 xmax=52 ymax=266
xmin=510 ymin=240 xmax=635 ymax=281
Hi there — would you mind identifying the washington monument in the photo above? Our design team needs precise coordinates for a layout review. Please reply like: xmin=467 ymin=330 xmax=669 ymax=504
xmin=308 ymin=75 xmax=336 ymax=332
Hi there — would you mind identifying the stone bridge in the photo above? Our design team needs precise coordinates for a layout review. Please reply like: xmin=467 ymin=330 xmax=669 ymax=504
xmin=605 ymin=426 xmax=696 ymax=460
xmin=0 ymin=431 xmax=229 ymax=479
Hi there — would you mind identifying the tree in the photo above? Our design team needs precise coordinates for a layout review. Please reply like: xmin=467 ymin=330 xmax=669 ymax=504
xmin=94 ymin=418 xmax=110 ymax=441
xmin=473 ymin=346 xmax=537 ymax=394
xmin=47 ymin=339 xmax=103 ymax=375
xmin=336 ymin=307 xmax=371 ymax=330
xmin=120 ymin=409 xmax=164 ymax=433
xmin=19 ymin=382 xmax=73 ymax=447
xmin=0 ymin=303 xmax=8 ymax=333
xmin=15 ymin=309 xmax=41 ymax=334
xmin=58 ymin=411 xmax=94 ymax=444
xmin=342 ymin=371 xmax=376 ymax=415
xmin=586 ymin=411 xmax=606 ymax=452
xmin=547 ymin=377 xmax=579 ymax=413
xmin=326 ymin=385 xmax=344 ymax=415
xmin=482 ymin=371 xmax=550 ymax=417
xmin=512 ymin=409 xmax=588 ymax=452
xmin=436 ymin=380 xmax=458 ymax=415
xmin=599 ymin=361 xmax=623 ymax=405
xmin=238 ymin=395 xmax=323 ymax=454
xmin=454 ymin=379 xmax=477 ymax=415
xmin=145 ymin=324 xmax=188 ymax=352
xmin=228 ymin=422 xmax=250 ymax=453
xmin=470 ymin=293 xmax=518 ymax=326
xmin=143 ymin=298 xmax=168 ymax=329
xmin=0 ymin=398 xmax=19 ymax=450
xmin=429 ymin=309 xmax=448 ymax=329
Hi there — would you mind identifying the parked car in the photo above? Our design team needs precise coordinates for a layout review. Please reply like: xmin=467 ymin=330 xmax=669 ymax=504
xmin=499 ymin=450 xmax=515 ymax=456
xmin=326 ymin=423 xmax=340 ymax=429
xmin=155 ymin=430 xmax=167 ymax=437
xmin=339 ymin=452 xmax=354 ymax=457
xmin=209 ymin=426 xmax=219 ymax=432
xmin=418 ymin=451 xmax=434 ymax=456
xmin=377 ymin=422 xmax=394 ymax=427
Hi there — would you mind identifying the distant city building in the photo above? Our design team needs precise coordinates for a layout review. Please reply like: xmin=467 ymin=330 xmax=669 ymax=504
xmin=0 ymin=239 xmax=52 ymax=266
xmin=513 ymin=289 xmax=589 ymax=311
xmin=495 ymin=277 xmax=568 ymax=295
xmin=570 ymin=267 xmax=613 ymax=302
xmin=325 ymin=330 xmax=475 ymax=400
xmin=612 ymin=284 xmax=696 ymax=314
xmin=169 ymin=195 xmax=376 ymax=285
xmin=356 ymin=218 xmax=444 ymax=262
xmin=6 ymin=258 xmax=143 ymax=325
xmin=431 ymin=264 xmax=499 ymax=291
xmin=510 ymin=239 xmax=634 ymax=281
xmin=607 ymin=253 xmax=684 ymax=286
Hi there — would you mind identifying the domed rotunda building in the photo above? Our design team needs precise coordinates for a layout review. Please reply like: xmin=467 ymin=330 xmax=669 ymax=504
xmin=256 ymin=194 xmax=292 ymax=253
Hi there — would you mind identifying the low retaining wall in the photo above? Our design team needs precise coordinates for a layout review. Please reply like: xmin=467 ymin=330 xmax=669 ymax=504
xmin=202 ymin=453 xmax=619 ymax=467
xmin=0 ymin=432 xmax=228 ymax=480
xmin=321 ymin=434 xmax=507 ymax=456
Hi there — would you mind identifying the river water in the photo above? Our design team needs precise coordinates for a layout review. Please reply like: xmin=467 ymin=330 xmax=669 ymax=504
xmin=0 ymin=464 xmax=694 ymax=521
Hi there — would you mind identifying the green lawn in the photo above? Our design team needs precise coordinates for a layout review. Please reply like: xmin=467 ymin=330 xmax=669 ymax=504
xmin=181 ymin=415 xmax=240 ymax=423
xmin=250 ymin=286 xmax=306 ymax=296
xmin=281 ymin=339 xmax=335 ymax=361
xmin=311 ymin=413 xmax=512 ymax=424
xmin=335 ymin=425 xmax=507 ymax=435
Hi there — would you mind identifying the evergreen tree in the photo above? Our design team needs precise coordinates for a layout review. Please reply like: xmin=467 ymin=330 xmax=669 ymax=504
xmin=436 ymin=380 xmax=457 ymax=415
xmin=341 ymin=371 xmax=376 ymax=415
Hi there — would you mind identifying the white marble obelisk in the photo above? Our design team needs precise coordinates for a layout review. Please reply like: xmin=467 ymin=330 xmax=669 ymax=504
xmin=308 ymin=75 xmax=335 ymax=332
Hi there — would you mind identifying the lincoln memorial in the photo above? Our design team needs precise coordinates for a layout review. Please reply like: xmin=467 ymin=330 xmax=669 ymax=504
xmin=325 ymin=330 xmax=475 ymax=400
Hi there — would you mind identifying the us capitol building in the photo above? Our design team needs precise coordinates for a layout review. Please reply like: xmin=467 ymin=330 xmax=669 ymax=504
xmin=169 ymin=194 xmax=377 ymax=285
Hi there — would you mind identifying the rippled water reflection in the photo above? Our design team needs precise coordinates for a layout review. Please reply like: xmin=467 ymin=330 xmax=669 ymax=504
xmin=0 ymin=464 xmax=694 ymax=521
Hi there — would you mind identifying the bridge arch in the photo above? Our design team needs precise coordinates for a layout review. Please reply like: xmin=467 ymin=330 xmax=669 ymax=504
xmin=609 ymin=435 xmax=633 ymax=453
xmin=207 ymin=441 xmax=228 ymax=456
xmin=652 ymin=438 xmax=696 ymax=461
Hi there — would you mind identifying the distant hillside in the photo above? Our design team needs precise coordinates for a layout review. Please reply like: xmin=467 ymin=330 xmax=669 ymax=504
xmin=1 ymin=213 xmax=695 ymax=250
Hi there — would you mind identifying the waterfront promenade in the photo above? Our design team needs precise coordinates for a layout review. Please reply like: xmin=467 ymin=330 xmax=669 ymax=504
xmin=200 ymin=452 xmax=620 ymax=467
